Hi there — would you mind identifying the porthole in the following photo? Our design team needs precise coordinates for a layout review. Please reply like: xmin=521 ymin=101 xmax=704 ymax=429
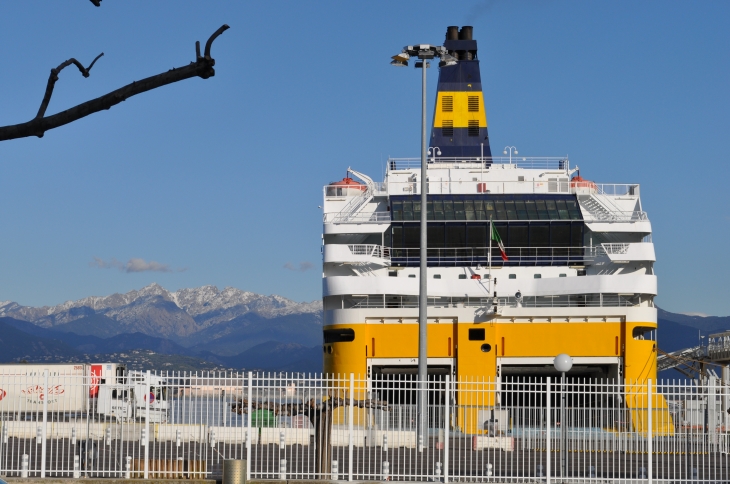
xmin=481 ymin=344 xmax=492 ymax=353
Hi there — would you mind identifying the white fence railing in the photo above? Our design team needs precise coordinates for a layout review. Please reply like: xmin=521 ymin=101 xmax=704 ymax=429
xmin=0 ymin=372 xmax=729 ymax=482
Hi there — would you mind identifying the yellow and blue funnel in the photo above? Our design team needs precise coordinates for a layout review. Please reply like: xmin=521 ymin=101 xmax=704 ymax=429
xmin=430 ymin=26 xmax=491 ymax=160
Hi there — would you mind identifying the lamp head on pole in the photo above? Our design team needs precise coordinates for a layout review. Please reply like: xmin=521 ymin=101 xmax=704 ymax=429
xmin=553 ymin=354 xmax=573 ymax=373
xmin=390 ymin=52 xmax=410 ymax=67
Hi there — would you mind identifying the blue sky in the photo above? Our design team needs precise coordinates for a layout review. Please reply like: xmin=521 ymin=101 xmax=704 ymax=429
xmin=0 ymin=1 xmax=728 ymax=316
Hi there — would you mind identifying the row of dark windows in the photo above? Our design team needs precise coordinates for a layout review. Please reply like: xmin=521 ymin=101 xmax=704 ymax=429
xmin=390 ymin=222 xmax=584 ymax=249
xmin=391 ymin=195 xmax=583 ymax=222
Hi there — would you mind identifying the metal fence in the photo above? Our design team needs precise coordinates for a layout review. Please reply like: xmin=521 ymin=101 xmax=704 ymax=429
xmin=1 ymin=371 xmax=729 ymax=482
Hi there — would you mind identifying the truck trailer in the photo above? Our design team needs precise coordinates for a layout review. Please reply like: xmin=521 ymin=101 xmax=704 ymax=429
xmin=0 ymin=363 xmax=168 ymax=422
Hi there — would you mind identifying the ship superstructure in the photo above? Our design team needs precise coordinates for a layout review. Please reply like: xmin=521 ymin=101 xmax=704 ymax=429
xmin=321 ymin=27 xmax=658 ymax=403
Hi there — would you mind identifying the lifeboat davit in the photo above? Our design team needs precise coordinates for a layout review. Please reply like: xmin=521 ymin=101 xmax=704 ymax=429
xmin=327 ymin=177 xmax=367 ymax=197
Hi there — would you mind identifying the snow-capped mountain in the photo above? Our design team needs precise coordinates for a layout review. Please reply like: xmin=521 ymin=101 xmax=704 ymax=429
xmin=0 ymin=284 xmax=322 ymax=339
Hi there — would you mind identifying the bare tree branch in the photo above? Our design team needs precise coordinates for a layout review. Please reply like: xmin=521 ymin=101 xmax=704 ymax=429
xmin=36 ymin=53 xmax=104 ymax=119
xmin=0 ymin=24 xmax=229 ymax=142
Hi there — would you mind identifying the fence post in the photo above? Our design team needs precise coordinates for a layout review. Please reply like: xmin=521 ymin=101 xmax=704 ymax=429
xmin=444 ymin=374 xmax=450 ymax=483
xmin=546 ymin=376 xmax=551 ymax=484
xmin=144 ymin=370 xmax=150 ymax=480
xmin=348 ymin=373 xmax=354 ymax=481
xmin=647 ymin=378 xmax=652 ymax=483
xmin=41 ymin=369 xmax=48 ymax=478
xmin=246 ymin=371 xmax=252 ymax=481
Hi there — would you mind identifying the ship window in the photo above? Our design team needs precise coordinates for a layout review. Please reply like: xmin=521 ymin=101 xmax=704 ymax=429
xmin=481 ymin=344 xmax=492 ymax=352
xmin=442 ymin=96 xmax=453 ymax=112
xmin=402 ymin=200 xmax=413 ymax=221
xmin=453 ymin=200 xmax=465 ymax=220
xmin=404 ymin=226 xmax=419 ymax=247
xmin=468 ymin=121 xmax=479 ymax=137
xmin=442 ymin=120 xmax=454 ymax=137
xmin=556 ymin=199 xmax=570 ymax=220
xmin=408 ymin=274 xmax=416 ymax=278
xmin=433 ymin=274 xmax=441 ymax=279
xmin=515 ymin=200 xmax=528 ymax=220
xmin=534 ymin=274 xmax=542 ymax=279
xmin=509 ymin=274 xmax=516 ymax=279
xmin=443 ymin=200 xmax=454 ymax=220
xmin=570 ymin=222 xmax=583 ymax=247
xmin=494 ymin=201 xmax=507 ymax=220
xmin=474 ymin=200 xmax=485 ymax=219
xmin=433 ymin=200 xmax=444 ymax=220
xmin=545 ymin=199 xmax=560 ymax=219
xmin=508 ymin=224 xmax=528 ymax=248
xmin=468 ymin=96 xmax=479 ymax=112
xmin=505 ymin=201 xmax=517 ymax=220
xmin=465 ymin=200 xmax=475 ymax=220
xmin=577 ymin=269 xmax=586 ymax=276
xmin=459 ymin=274 xmax=467 ymax=279
xmin=467 ymin=225 xmax=486 ymax=248
xmin=391 ymin=226 xmax=402 ymax=248
xmin=428 ymin=225 xmax=445 ymax=248
xmin=389 ymin=271 xmax=398 ymax=277
xmin=530 ymin=224 xmax=550 ymax=247
xmin=559 ymin=273 xmax=567 ymax=277
xmin=524 ymin=199 xmax=538 ymax=220
xmin=469 ymin=328 xmax=486 ymax=341
xmin=324 ymin=328 xmax=355 ymax=343
xmin=552 ymin=223 xmax=571 ymax=247
xmin=446 ymin=224 xmax=466 ymax=247
xmin=413 ymin=200 xmax=421 ymax=219
xmin=391 ymin=200 xmax=403 ymax=221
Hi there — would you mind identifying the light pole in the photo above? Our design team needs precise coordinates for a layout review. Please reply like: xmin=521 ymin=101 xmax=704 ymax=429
xmin=391 ymin=44 xmax=456 ymax=448
xmin=553 ymin=353 xmax=573 ymax=480
xmin=503 ymin=146 xmax=518 ymax=165
xmin=428 ymin=146 xmax=441 ymax=162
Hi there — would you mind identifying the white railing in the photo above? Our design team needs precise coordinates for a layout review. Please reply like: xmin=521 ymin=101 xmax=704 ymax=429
xmin=350 ymin=293 xmax=638 ymax=310
xmin=600 ymin=243 xmax=630 ymax=255
xmin=323 ymin=211 xmax=390 ymax=223
xmin=387 ymin=156 xmax=570 ymax=171
xmin=390 ymin=245 xmax=596 ymax=266
xmin=1 ymin=372 xmax=728 ymax=482
xmin=347 ymin=244 xmax=390 ymax=259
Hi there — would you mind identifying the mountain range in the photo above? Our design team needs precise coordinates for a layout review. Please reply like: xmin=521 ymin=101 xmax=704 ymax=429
xmin=0 ymin=284 xmax=323 ymax=372
xmin=1 ymin=283 xmax=728 ymax=376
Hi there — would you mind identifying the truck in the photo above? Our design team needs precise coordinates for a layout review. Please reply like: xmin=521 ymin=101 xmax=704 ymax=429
xmin=0 ymin=363 xmax=168 ymax=422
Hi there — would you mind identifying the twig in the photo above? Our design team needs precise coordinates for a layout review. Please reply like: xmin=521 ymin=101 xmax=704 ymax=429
xmin=0 ymin=24 xmax=229 ymax=141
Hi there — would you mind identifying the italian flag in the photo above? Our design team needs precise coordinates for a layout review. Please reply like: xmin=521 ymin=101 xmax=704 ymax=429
xmin=491 ymin=222 xmax=508 ymax=261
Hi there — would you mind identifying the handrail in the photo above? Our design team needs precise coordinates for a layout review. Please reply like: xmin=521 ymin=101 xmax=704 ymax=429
xmin=387 ymin=156 xmax=570 ymax=171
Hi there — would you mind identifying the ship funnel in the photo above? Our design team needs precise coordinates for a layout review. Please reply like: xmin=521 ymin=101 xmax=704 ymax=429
xmin=429 ymin=26 xmax=492 ymax=161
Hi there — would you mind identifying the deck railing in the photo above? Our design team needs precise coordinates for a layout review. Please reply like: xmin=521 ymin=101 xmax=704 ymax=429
xmin=0 ymin=372 xmax=728 ymax=482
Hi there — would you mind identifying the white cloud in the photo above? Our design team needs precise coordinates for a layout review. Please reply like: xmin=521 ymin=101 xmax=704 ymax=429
xmin=680 ymin=312 xmax=711 ymax=317
xmin=283 ymin=261 xmax=314 ymax=272
xmin=90 ymin=257 xmax=174 ymax=273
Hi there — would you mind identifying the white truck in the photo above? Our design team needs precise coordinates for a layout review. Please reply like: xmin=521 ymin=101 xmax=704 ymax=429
xmin=0 ymin=363 xmax=168 ymax=422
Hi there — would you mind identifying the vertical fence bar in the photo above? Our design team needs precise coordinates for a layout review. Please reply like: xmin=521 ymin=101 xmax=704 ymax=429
xmin=40 ymin=370 xmax=48 ymax=478
xmin=546 ymin=376 xmax=551 ymax=484
xmin=648 ymin=378 xmax=652 ymax=483
xmin=348 ymin=373 xmax=354 ymax=482
xmin=246 ymin=371 xmax=252 ymax=481
xmin=444 ymin=374 xmax=449 ymax=484
xmin=144 ymin=370 xmax=150 ymax=480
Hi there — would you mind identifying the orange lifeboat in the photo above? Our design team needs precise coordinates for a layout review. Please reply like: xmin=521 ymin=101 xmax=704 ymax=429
xmin=570 ymin=175 xmax=597 ymax=190
xmin=327 ymin=177 xmax=367 ymax=197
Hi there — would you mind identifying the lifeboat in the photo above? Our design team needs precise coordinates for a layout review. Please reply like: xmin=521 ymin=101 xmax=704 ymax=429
xmin=326 ymin=177 xmax=367 ymax=197
xmin=570 ymin=175 xmax=597 ymax=191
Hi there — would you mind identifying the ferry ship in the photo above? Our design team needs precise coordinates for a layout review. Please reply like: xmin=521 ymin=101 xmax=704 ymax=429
xmin=321 ymin=26 xmax=659 ymax=420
